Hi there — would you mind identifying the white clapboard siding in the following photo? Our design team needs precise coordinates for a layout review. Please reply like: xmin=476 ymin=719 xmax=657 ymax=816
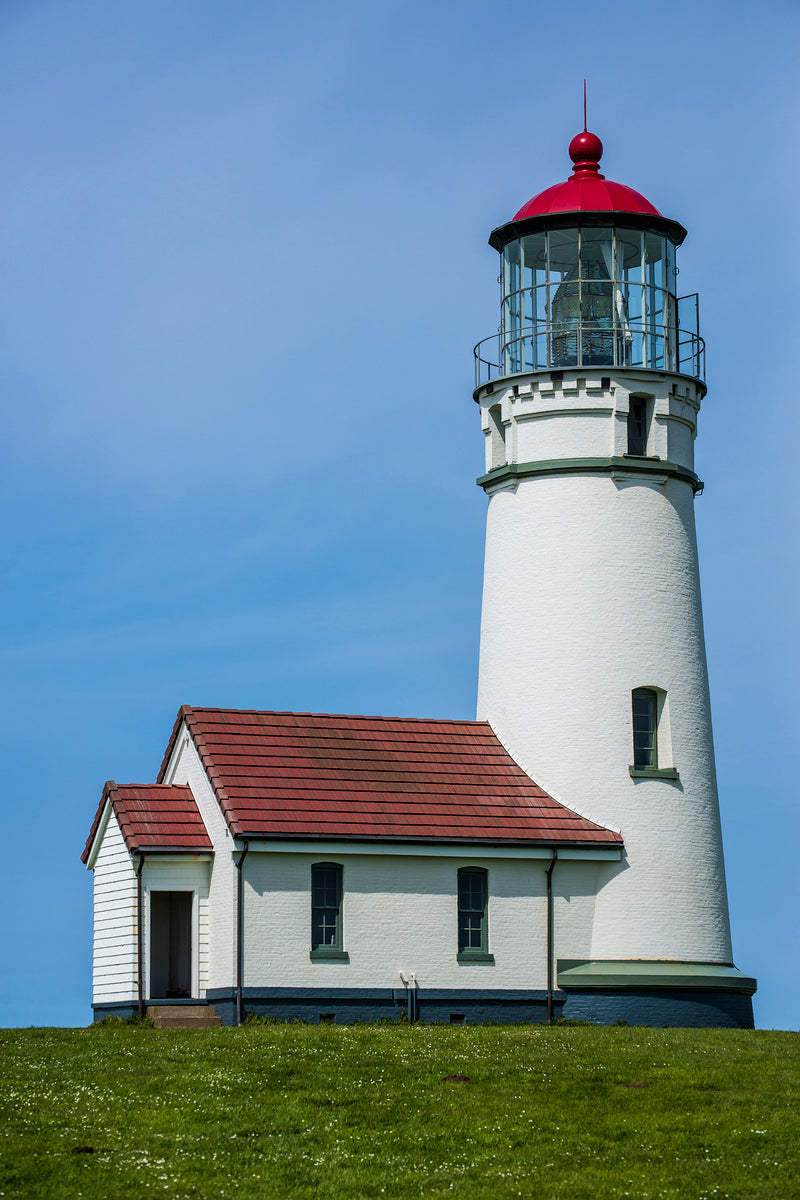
xmin=92 ymin=806 xmax=137 ymax=1004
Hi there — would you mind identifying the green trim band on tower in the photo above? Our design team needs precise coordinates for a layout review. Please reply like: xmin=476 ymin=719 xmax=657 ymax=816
xmin=477 ymin=457 xmax=703 ymax=493
xmin=557 ymin=960 xmax=757 ymax=994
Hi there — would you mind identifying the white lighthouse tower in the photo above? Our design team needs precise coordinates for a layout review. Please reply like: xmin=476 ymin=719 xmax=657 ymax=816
xmin=474 ymin=128 xmax=756 ymax=1026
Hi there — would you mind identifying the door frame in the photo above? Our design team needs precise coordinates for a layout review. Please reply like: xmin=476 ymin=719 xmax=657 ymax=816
xmin=145 ymin=887 xmax=198 ymax=1000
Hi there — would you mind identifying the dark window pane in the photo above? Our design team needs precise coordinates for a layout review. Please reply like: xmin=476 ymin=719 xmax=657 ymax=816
xmin=628 ymin=398 xmax=647 ymax=455
xmin=457 ymin=870 xmax=487 ymax=952
xmin=632 ymin=690 xmax=658 ymax=768
xmin=311 ymin=865 xmax=342 ymax=950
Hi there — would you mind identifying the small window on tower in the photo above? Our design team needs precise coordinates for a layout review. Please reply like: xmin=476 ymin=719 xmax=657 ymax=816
xmin=627 ymin=396 xmax=648 ymax=456
xmin=629 ymin=689 xmax=678 ymax=779
xmin=488 ymin=404 xmax=506 ymax=469
xmin=632 ymin=688 xmax=658 ymax=768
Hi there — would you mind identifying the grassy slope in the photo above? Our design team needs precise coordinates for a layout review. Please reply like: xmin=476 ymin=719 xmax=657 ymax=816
xmin=0 ymin=1024 xmax=798 ymax=1200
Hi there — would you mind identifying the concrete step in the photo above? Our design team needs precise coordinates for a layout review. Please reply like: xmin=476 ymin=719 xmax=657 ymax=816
xmin=154 ymin=1015 xmax=222 ymax=1029
xmin=147 ymin=1005 xmax=209 ymax=1019
xmin=147 ymin=1005 xmax=221 ymax=1029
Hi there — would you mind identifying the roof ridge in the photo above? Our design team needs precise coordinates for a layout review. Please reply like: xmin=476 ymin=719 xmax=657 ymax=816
xmin=183 ymin=708 xmax=241 ymax=837
xmin=111 ymin=782 xmax=193 ymax=791
xmin=188 ymin=706 xmax=490 ymax=726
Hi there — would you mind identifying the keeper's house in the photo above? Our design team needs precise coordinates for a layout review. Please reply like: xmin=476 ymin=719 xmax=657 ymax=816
xmin=82 ymin=705 xmax=754 ymax=1028
xmin=82 ymin=705 xmax=624 ymax=1027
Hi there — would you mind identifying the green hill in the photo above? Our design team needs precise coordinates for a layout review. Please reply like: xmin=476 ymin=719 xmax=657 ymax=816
xmin=1 ymin=1023 xmax=798 ymax=1198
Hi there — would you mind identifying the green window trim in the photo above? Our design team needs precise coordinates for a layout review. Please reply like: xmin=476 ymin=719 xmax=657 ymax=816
xmin=629 ymin=765 xmax=679 ymax=780
xmin=309 ymin=948 xmax=350 ymax=962
xmin=311 ymin=862 xmax=344 ymax=954
xmin=457 ymin=867 xmax=489 ymax=957
xmin=456 ymin=951 xmax=495 ymax=964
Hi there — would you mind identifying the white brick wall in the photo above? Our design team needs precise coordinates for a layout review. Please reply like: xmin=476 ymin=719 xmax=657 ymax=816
xmin=480 ymin=370 xmax=702 ymax=473
xmin=239 ymin=851 xmax=599 ymax=991
xmin=477 ymin=371 xmax=732 ymax=965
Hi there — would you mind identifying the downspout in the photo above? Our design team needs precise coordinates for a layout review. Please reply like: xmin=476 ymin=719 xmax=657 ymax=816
xmin=136 ymin=854 xmax=145 ymax=1018
xmin=545 ymin=850 xmax=558 ymax=1024
xmin=235 ymin=840 xmax=249 ymax=1027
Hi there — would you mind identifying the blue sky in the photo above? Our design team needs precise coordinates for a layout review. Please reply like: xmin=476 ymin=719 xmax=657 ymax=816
xmin=0 ymin=0 xmax=796 ymax=1030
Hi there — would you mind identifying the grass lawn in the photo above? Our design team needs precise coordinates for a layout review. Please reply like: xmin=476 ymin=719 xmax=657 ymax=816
xmin=0 ymin=1023 xmax=798 ymax=1199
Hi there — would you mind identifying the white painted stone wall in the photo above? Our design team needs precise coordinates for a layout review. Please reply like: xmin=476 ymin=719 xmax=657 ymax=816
xmin=239 ymin=850 xmax=599 ymax=991
xmin=161 ymin=721 xmax=238 ymax=993
xmin=477 ymin=369 xmax=733 ymax=964
xmin=480 ymin=371 xmax=701 ymax=472
xmin=91 ymin=806 xmax=137 ymax=1005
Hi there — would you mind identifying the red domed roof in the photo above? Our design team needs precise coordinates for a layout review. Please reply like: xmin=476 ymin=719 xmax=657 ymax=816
xmin=512 ymin=130 xmax=661 ymax=220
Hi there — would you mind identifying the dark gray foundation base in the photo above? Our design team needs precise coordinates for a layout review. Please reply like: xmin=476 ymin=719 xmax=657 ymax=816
xmin=561 ymin=988 xmax=755 ymax=1029
xmin=93 ymin=986 xmax=754 ymax=1030
xmin=91 ymin=1002 xmax=141 ymax=1021
xmin=91 ymin=999 xmax=211 ymax=1022
xmin=207 ymin=987 xmax=555 ymax=1027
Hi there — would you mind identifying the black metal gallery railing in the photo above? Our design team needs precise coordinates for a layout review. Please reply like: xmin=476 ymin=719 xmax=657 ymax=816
xmin=474 ymin=320 xmax=705 ymax=388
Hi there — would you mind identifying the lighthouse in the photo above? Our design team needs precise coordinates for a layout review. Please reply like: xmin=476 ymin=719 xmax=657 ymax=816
xmin=81 ymin=125 xmax=756 ymax=1032
xmin=474 ymin=128 xmax=756 ymax=1025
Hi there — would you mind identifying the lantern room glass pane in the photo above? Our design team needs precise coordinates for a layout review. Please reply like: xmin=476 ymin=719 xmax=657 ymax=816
xmin=550 ymin=277 xmax=579 ymax=367
xmin=580 ymin=227 xmax=614 ymax=278
xmin=503 ymin=240 xmax=520 ymax=301
xmin=522 ymin=233 xmax=547 ymax=288
xmin=644 ymin=233 xmax=666 ymax=290
xmin=665 ymin=240 xmax=676 ymax=292
xmin=502 ymin=240 xmax=522 ymax=375
xmin=617 ymin=228 xmax=643 ymax=279
xmin=581 ymin=280 xmax=614 ymax=366
xmin=547 ymin=229 xmax=578 ymax=281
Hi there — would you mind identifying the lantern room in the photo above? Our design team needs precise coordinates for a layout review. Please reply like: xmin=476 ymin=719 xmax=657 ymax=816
xmin=474 ymin=131 xmax=704 ymax=387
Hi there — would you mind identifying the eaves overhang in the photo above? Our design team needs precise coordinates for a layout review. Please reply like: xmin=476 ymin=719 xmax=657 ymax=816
xmin=557 ymin=959 xmax=757 ymax=994
xmin=131 ymin=846 xmax=214 ymax=858
xmin=489 ymin=209 xmax=687 ymax=254
xmin=234 ymin=836 xmax=622 ymax=860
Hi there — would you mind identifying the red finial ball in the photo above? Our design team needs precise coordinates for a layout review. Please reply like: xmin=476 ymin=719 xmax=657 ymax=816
xmin=569 ymin=129 xmax=603 ymax=166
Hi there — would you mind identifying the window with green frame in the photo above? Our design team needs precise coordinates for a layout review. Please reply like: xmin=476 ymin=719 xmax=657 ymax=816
xmin=632 ymin=688 xmax=658 ymax=768
xmin=457 ymin=867 xmax=490 ymax=960
xmin=310 ymin=863 xmax=346 ymax=959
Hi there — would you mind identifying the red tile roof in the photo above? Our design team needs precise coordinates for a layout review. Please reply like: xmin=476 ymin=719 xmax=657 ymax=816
xmin=81 ymin=781 xmax=213 ymax=863
xmin=156 ymin=706 xmax=621 ymax=846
